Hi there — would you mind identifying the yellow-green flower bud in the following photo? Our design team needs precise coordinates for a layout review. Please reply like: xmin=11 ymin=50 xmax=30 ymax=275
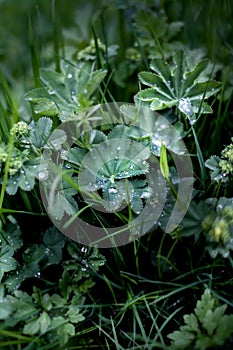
xmin=10 ymin=121 xmax=29 ymax=137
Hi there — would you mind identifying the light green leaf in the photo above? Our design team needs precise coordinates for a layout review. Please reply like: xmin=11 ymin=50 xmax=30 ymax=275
xmin=23 ymin=318 xmax=40 ymax=335
xmin=66 ymin=305 xmax=85 ymax=323
xmin=57 ymin=322 xmax=75 ymax=346
xmin=50 ymin=294 xmax=65 ymax=307
xmin=160 ymin=144 xmax=169 ymax=178
xmin=39 ymin=311 xmax=51 ymax=334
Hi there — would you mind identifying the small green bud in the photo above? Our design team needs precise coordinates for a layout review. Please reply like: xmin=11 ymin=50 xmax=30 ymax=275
xmin=0 ymin=147 xmax=8 ymax=162
xmin=10 ymin=121 xmax=29 ymax=137
xmin=8 ymin=157 xmax=23 ymax=175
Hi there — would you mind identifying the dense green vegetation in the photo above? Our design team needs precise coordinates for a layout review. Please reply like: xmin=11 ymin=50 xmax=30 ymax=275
xmin=0 ymin=1 xmax=233 ymax=349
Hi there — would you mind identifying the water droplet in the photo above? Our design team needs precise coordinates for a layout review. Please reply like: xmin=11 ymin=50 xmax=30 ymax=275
xmin=67 ymin=73 xmax=73 ymax=79
xmin=117 ymin=146 xmax=121 ymax=151
xmin=65 ymin=163 xmax=72 ymax=169
xmin=33 ymin=165 xmax=37 ymax=169
xmin=20 ymin=169 xmax=25 ymax=174
xmin=178 ymin=98 xmax=194 ymax=117
xmin=222 ymin=251 xmax=229 ymax=258
xmin=140 ymin=192 xmax=151 ymax=199
xmin=108 ymin=188 xmax=117 ymax=194
xmin=13 ymin=181 xmax=17 ymax=185
xmin=38 ymin=171 xmax=46 ymax=180
xmin=81 ymin=246 xmax=88 ymax=253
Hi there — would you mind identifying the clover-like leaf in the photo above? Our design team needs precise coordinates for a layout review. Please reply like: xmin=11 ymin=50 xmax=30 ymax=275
xmin=205 ymin=155 xmax=224 ymax=182
xmin=6 ymin=158 xmax=41 ymax=195
xmin=135 ymin=51 xmax=221 ymax=120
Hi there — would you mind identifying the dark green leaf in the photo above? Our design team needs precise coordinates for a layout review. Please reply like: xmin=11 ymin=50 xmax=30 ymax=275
xmin=0 ymin=245 xmax=17 ymax=282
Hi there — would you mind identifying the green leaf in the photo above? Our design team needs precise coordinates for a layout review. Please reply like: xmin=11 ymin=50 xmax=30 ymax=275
xmin=183 ymin=314 xmax=199 ymax=332
xmin=136 ymin=50 xmax=221 ymax=118
xmin=195 ymin=289 xmax=215 ymax=322
xmin=167 ymin=289 xmax=233 ymax=350
xmin=0 ymin=245 xmax=17 ymax=282
xmin=202 ymin=305 xmax=226 ymax=336
xmin=66 ymin=305 xmax=85 ymax=323
xmin=181 ymin=200 xmax=208 ymax=239
xmin=23 ymin=311 xmax=51 ymax=335
xmin=45 ymin=129 xmax=67 ymax=150
xmin=150 ymin=58 xmax=171 ymax=82
xmin=6 ymin=158 xmax=41 ymax=195
xmin=205 ymin=155 xmax=223 ymax=182
xmin=48 ymin=184 xmax=78 ymax=221
xmin=183 ymin=59 xmax=209 ymax=92
xmin=30 ymin=117 xmax=53 ymax=148
xmin=39 ymin=311 xmax=51 ymax=334
xmin=25 ymin=61 xmax=107 ymax=122
xmin=139 ymin=71 xmax=173 ymax=98
xmin=42 ymin=227 xmax=65 ymax=265
xmin=9 ymin=290 xmax=37 ymax=321
xmin=0 ymin=301 xmax=12 ymax=319
xmin=160 ymin=144 xmax=169 ymax=178
xmin=0 ymin=222 xmax=23 ymax=251
xmin=40 ymin=68 xmax=70 ymax=102
xmin=50 ymin=294 xmax=66 ymax=307
xmin=67 ymin=147 xmax=88 ymax=166
xmin=167 ymin=329 xmax=195 ymax=348
xmin=23 ymin=318 xmax=40 ymax=335
xmin=57 ymin=322 xmax=75 ymax=346
xmin=171 ymin=50 xmax=186 ymax=98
